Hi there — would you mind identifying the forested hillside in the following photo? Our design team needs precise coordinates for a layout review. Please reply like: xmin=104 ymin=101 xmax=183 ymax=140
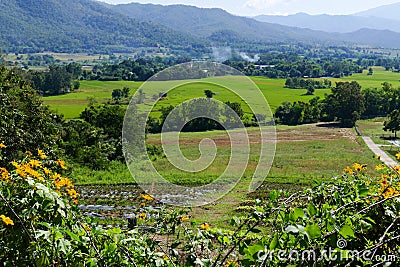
xmin=0 ymin=0 xmax=206 ymax=54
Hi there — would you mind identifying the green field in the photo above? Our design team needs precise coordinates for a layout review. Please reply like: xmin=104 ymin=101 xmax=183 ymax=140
xmin=40 ymin=67 xmax=400 ymax=226
xmin=44 ymin=77 xmax=328 ymax=119
xmin=43 ymin=66 xmax=400 ymax=119
xmin=326 ymin=66 xmax=400 ymax=89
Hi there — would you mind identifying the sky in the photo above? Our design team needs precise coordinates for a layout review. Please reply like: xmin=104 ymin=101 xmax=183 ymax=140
xmin=100 ymin=0 xmax=400 ymax=16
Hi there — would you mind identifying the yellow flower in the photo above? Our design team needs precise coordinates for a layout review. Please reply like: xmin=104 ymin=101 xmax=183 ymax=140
xmin=37 ymin=149 xmax=47 ymax=159
xmin=25 ymin=151 xmax=32 ymax=156
xmin=344 ymin=166 xmax=354 ymax=175
xmin=375 ymin=155 xmax=381 ymax=160
xmin=396 ymin=152 xmax=400 ymax=160
xmin=12 ymin=161 xmax=20 ymax=169
xmin=26 ymin=168 xmax=43 ymax=181
xmin=16 ymin=169 xmax=27 ymax=178
xmin=141 ymin=194 xmax=154 ymax=201
xmin=138 ymin=212 xmax=146 ymax=219
xmin=0 ymin=143 xmax=6 ymax=149
xmin=200 ymin=223 xmax=210 ymax=230
xmin=43 ymin=167 xmax=51 ymax=176
xmin=82 ymin=223 xmax=91 ymax=231
xmin=67 ymin=188 xmax=78 ymax=198
xmin=54 ymin=177 xmax=73 ymax=190
xmin=375 ymin=164 xmax=386 ymax=171
xmin=56 ymin=160 xmax=67 ymax=170
xmin=0 ymin=168 xmax=10 ymax=182
xmin=178 ymin=215 xmax=190 ymax=222
xmin=0 ymin=215 xmax=14 ymax=226
xmin=28 ymin=160 xmax=41 ymax=168
xmin=51 ymin=173 xmax=61 ymax=180
xmin=394 ymin=166 xmax=400 ymax=173
xmin=352 ymin=163 xmax=366 ymax=172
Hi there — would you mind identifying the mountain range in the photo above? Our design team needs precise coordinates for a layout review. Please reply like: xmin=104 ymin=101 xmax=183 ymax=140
xmin=1 ymin=0 xmax=400 ymax=54
xmin=0 ymin=0 xmax=204 ymax=54
xmin=254 ymin=2 xmax=400 ymax=34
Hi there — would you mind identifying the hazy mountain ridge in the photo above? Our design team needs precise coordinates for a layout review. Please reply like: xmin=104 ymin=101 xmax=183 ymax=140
xmin=109 ymin=2 xmax=400 ymax=49
xmin=110 ymin=3 xmax=335 ymax=44
xmin=2 ymin=0 xmax=400 ymax=54
xmin=355 ymin=2 xmax=400 ymax=21
xmin=254 ymin=13 xmax=400 ymax=33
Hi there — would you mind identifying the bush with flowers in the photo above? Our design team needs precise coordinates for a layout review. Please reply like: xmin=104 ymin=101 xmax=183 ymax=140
xmin=1 ymin=141 xmax=399 ymax=266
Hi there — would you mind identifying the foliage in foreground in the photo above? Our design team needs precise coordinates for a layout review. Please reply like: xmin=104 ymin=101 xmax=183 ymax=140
xmin=0 ymin=145 xmax=399 ymax=266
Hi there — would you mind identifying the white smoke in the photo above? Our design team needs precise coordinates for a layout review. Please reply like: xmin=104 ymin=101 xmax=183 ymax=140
xmin=212 ymin=47 xmax=232 ymax=62
xmin=239 ymin=52 xmax=260 ymax=63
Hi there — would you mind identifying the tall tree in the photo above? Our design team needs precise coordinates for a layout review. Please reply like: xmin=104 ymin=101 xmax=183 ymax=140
xmin=323 ymin=81 xmax=365 ymax=127
xmin=383 ymin=109 xmax=400 ymax=138
xmin=0 ymin=66 xmax=62 ymax=166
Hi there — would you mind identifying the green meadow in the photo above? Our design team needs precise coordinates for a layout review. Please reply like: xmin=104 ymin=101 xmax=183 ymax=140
xmin=44 ymin=77 xmax=328 ymax=119
xmin=44 ymin=66 xmax=400 ymax=119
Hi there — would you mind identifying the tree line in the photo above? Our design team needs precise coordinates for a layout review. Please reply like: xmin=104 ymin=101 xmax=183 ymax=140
xmin=275 ymin=81 xmax=400 ymax=128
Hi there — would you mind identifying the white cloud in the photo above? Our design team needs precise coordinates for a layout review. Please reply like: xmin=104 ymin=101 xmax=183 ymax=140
xmin=245 ymin=0 xmax=290 ymax=9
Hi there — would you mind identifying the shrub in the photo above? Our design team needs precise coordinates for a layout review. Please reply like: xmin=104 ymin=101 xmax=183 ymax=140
xmin=1 ymin=143 xmax=399 ymax=266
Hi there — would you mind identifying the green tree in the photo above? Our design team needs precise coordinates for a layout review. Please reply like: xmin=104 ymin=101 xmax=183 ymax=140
xmin=43 ymin=65 xmax=72 ymax=95
xmin=204 ymin=89 xmax=215 ymax=98
xmin=0 ymin=66 xmax=62 ymax=166
xmin=224 ymin=101 xmax=244 ymax=119
xmin=306 ymin=85 xmax=315 ymax=95
xmin=112 ymin=88 xmax=122 ymax=102
xmin=323 ymin=81 xmax=365 ymax=127
xmin=122 ymin=87 xmax=130 ymax=98
xmin=383 ymin=109 xmax=400 ymax=138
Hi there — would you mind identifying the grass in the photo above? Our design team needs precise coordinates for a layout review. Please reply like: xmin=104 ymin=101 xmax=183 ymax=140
xmin=43 ymin=77 xmax=328 ymax=119
xmin=324 ymin=66 xmax=400 ymax=89
xmin=44 ymin=67 xmax=400 ymax=226
xmin=43 ymin=67 xmax=400 ymax=120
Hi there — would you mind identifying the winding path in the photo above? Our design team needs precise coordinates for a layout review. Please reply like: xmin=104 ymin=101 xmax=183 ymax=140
xmin=362 ymin=136 xmax=399 ymax=168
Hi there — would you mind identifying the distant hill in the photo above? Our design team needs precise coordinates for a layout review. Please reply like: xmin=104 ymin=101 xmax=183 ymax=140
xmin=254 ymin=13 xmax=400 ymax=33
xmin=336 ymin=28 xmax=400 ymax=49
xmin=355 ymin=2 xmax=400 ymax=21
xmin=109 ymin=2 xmax=400 ymax=49
xmin=2 ymin=0 xmax=400 ymax=54
xmin=0 ymin=0 xmax=204 ymax=53
xmin=109 ymin=3 xmax=336 ymax=44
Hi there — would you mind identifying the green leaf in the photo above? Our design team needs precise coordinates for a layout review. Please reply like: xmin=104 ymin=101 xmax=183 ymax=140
xmin=36 ymin=255 xmax=50 ymax=267
xmin=358 ymin=188 xmax=369 ymax=197
xmin=269 ymin=234 xmax=279 ymax=250
xmin=292 ymin=208 xmax=305 ymax=221
xmin=223 ymin=236 xmax=231 ymax=244
xmin=107 ymin=228 xmax=122 ymax=235
xmin=269 ymin=190 xmax=279 ymax=201
xmin=65 ymin=229 xmax=79 ymax=241
xmin=246 ymin=242 xmax=265 ymax=258
xmin=307 ymin=203 xmax=317 ymax=217
xmin=306 ymin=224 xmax=321 ymax=239
xmin=339 ymin=224 xmax=355 ymax=239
